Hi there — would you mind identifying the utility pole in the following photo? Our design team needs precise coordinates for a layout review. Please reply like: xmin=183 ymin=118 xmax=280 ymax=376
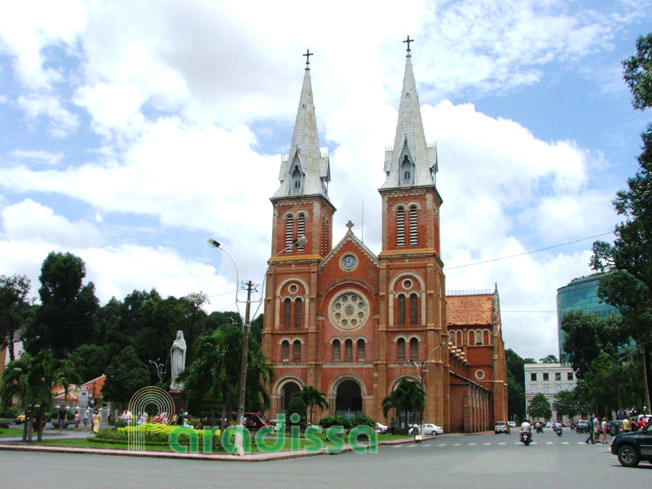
xmin=236 ymin=281 xmax=254 ymax=430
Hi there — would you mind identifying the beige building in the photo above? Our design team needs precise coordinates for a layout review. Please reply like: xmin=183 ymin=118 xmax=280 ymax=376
xmin=524 ymin=362 xmax=577 ymax=423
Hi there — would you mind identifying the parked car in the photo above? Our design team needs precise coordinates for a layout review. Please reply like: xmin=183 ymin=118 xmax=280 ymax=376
xmin=508 ymin=421 xmax=516 ymax=428
xmin=421 ymin=423 xmax=443 ymax=436
xmin=610 ymin=422 xmax=652 ymax=467
xmin=494 ymin=421 xmax=510 ymax=434
xmin=376 ymin=422 xmax=388 ymax=434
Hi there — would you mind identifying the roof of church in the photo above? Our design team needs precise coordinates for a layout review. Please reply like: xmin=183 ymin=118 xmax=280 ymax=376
xmin=381 ymin=48 xmax=437 ymax=189
xmin=272 ymin=64 xmax=330 ymax=200
xmin=446 ymin=294 xmax=495 ymax=326
xmin=319 ymin=223 xmax=380 ymax=270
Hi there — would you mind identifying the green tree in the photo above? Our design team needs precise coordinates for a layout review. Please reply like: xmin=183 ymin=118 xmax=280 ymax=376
xmin=528 ymin=393 xmax=552 ymax=421
xmin=177 ymin=330 xmax=227 ymax=428
xmin=505 ymin=349 xmax=526 ymax=420
xmin=540 ymin=354 xmax=558 ymax=364
xmin=25 ymin=252 xmax=99 ymax=357
xmin=0 ymin=274 xmax=32 ymax=362
xmin=591 ymin=31 xmax=652 ymax=413
xmin=286 ymin=393 xmax=307 ymax=426
xmin=68 ymin=344 xmax=110 ymax=383
xmin=102 ymin=346 xmax=149 ymax=404
xmin=381 ymin=379 xmax=425 ymax=433
xmin=299 ymin=385 xmax=329 ymax=425
xmin=553 ymin=390 xmax=579 ymax=420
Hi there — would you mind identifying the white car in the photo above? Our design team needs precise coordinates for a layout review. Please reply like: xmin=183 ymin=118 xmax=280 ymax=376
xmin=376 ymin=422 xmax=388 ymax=434
xmin=421 ymin=423 xmax=443 ymax=436
xmin=508 ymin=421 xmax=516 ymax=428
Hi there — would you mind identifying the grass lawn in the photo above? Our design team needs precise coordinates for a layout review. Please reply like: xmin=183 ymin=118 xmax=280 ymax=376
xmin=0 ymin=427 xmax=24 ymax=437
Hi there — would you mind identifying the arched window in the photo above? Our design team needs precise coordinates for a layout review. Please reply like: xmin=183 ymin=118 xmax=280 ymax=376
xmin=468 ymin=331 xmax=474 ymax=345
xmin=484 ymin=330 xmax=490 ymax=345
xmin=283 ymin=298 xmax=291 ymax=329
xmin=345 ymin=339 xmax=353 ymax=362
xmin=397 ymin=338 xmax=406 ymax=361
xmin=285 ymin=215 xmax=294 ymax=251
xmin=357 ymin=339 xmax=365 ymax=362
xmin=409 ymin=205 xmax=418 ymax=246
xmin=457 ymin=331 xmax=463 ymax=346
xmin=293 ymin=340 xmax=302 ymax=362
xmin=409 ymin=293 xmax=418 ymax=325
xmin=475 ymin=331 xmax=483 ymax=346
xmin=332 ymin=339 xmax=340 ymax=362
xmin=296 ymin=213 xmax=305 ymax=251
xmin=281 ymin=341 xmax=289 ymax=362
xmin=398 ymin=295 xmax=406 ymax=325
xmin=294 ymin=298 xmax=303 ymax=328
xmin=410 ymin=338 xmax=419 ymax=361
xmin=291 ymin=155 xmax=303 ymax=195
xmin=400 ymin=155 xmax=413 ymax=185
xmin=396 ymin=206 xmax=405 ymax=247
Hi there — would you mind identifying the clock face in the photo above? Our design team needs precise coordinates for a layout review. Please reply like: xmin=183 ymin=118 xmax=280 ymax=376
xmin=341 ymin=254 xmax=357 ymax=270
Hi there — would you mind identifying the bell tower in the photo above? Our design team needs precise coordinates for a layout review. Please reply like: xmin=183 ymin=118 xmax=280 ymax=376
xmin=377 ymin=38 xmax=449 ymax=427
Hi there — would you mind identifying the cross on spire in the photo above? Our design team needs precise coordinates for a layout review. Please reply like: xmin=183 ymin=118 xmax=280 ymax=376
xmin=403 ymin=36 xmax=414 ymax=52
xmin=303 ymin=49 xmax=313 ymax=66
xmin=346 ymin=220 xmax=354 ymax=233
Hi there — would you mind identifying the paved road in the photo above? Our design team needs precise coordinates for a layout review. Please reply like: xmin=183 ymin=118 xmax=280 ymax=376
xmin=1 ymin=430 xmax=650 ymax=489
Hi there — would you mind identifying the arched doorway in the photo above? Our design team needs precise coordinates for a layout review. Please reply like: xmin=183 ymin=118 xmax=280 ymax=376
xmin=280 ymin=381 xmax=301 ymax=413
xmin=335 ymin=379 xmax=362 ymax=418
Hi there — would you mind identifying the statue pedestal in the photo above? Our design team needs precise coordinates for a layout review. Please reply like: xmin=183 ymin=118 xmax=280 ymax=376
xmin=169 ymin=390 xmax=184 ymax=415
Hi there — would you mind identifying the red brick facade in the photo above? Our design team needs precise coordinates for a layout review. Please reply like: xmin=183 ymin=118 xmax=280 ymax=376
xmin=261 ymin=53 xmax=507 ymax=432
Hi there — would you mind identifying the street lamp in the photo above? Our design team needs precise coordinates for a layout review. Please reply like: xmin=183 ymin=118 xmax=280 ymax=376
xmin=410 ymin=341 xmax=447 ymax=426
xmin=208 ymin=235 xmax=307 ymax=455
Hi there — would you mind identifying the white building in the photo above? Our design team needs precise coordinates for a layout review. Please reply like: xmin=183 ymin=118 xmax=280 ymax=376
xmin=524 ymin=363 xmax=577 ymax=423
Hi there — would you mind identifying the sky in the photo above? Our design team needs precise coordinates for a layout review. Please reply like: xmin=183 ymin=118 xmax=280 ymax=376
xmin=0 ymin=0 xmax=650 ymax=361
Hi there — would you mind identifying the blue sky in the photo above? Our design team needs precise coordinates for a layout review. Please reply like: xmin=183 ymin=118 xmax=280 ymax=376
xmin=1 ymin=0 xmax=651 ymax=360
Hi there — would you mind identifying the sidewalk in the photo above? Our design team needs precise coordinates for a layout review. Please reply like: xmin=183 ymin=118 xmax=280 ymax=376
xmin=0 ymin=429 xmax=419 ymax=462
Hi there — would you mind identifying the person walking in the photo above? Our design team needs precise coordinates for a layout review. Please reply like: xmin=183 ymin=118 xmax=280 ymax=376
xmin=601 ymin=417 xmax=608 ymax=444
xmin=585 ymin=416 xmax=595 ymax=444
xmin=92 ymin=410 xmax=100 ymax=434
xmin=593 ymin=416 xmax=600 ymax=443
xmin=58 ymin=406 xmax=67 ymax=433
xmin=73 ymin=410 xmax=81 ymax=432
xmin=622 ymin=416 xmax=630 ymax=433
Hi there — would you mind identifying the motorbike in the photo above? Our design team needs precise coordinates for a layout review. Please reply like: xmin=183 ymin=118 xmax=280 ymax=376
xmin=520 ymin=431 xmax=532 ymax=446
xmin=535 ymin=424 xmax=543 ymax=433
xmin=554 ymin=425 xmax=563 ymax=437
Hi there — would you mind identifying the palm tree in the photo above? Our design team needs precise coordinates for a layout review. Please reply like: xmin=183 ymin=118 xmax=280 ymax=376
xmin=382 ymin=379 xmax=425 ymax=433
xmin=299 ymin=386 xmax=328 ymax=425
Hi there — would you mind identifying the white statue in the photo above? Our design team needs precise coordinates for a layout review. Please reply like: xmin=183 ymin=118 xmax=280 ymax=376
xmin=170 ymin=330 xmax=187 ymax=391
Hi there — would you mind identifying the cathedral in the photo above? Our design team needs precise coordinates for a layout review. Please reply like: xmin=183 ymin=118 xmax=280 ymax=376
xmin=261 ymin=42 xmax=508 ymax=433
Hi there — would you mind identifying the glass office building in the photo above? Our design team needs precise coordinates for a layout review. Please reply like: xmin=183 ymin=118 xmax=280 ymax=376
xmin=557 ymin=274 xmax=618 ymax=363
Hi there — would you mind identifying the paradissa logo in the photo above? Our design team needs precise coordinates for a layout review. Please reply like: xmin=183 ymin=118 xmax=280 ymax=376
xmin=168 ymin=413 xmax=378 ymax=455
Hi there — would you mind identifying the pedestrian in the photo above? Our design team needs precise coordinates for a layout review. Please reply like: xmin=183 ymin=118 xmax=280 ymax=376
xmin=92 ymin=410 xmax=100 ymax=434
xmin=585 ymin=416 xmax=594 ymax=444
xmin=82 ymin=406 xmax=91 ymax=431
xmin=622 ymin=416 xmax=630 ymax=433
xmin=601 ymin=417 xmax=608 ymax=444
xmin=58 ymin=406 xmax=67 ymax=433
xmin=73 ymin=410 xmax=81 ymax=432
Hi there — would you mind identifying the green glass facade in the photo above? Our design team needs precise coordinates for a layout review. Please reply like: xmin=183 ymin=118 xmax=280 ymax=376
xmin=557 ymin=274 xmax=618 ymax=363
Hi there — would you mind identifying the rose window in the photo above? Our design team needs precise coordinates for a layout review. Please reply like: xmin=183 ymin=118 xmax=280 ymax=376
xmin=329 ymin=291 xmax=369 ymax=331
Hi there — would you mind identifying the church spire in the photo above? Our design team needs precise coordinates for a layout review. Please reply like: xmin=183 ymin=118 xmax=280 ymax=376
xmin=272 ymin=51 xmax=330 ymax=200
xmin=381 ymin=38 xmax=437 ymax=189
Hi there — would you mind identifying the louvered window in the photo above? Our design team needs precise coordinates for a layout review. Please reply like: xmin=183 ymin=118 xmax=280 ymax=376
xmin=321 ymin=217 xmax=329 ymax=255
xmin=409 ymin=205 xmax=418 ymax=246
xmin=396 ymin=207 xmax=405 ymax=246
xmin=285 ymin=215 xmax=294 ymax=251
xmin=345 ymin=339 xmax=353 ymax=362
xmin=357 ymin=339 xmax=365 ymax=362
xmin=282 ymin=341 xmax=289 ymax=362
xmin=293 ymin=340 xmax=302 ymax=362
xmin=297 ymin=213 xmax=305 ymax=251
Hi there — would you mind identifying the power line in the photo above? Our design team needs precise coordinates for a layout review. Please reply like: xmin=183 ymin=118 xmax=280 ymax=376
xmin=444 ymin=231 xmax=614 ymax=271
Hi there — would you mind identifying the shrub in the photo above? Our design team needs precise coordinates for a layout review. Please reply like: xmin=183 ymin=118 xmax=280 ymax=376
xmin=318 ymin=415 xmax=352 ymax=430
xmin=350 ymin=414 xmax=376 ymax=428
xmin=286 ymin=394 xmax=307 ymax=424
xmin=0 ymin=407 xmax=18 ymax=418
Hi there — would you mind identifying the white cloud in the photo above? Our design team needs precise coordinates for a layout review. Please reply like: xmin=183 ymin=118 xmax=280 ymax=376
xmin=8 ymin=149 xmax=63 ymax=166
xmin=2 ymin=199 xmax=102 ymax=248
xmin=17 ymin=94 xmax=79 ymax=137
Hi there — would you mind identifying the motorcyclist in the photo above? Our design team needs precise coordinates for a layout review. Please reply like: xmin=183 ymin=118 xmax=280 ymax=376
xmin=520 ymin=419 xmax=532 ymax=442
xmin=554 ymin=421 xmax=562 ymax=436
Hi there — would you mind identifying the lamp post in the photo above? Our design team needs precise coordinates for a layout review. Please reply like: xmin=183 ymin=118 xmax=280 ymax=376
xmin=410 ymin=341 xmax=447 ymax=426
xmin=208 ymin=235 xmax=307 ymax=455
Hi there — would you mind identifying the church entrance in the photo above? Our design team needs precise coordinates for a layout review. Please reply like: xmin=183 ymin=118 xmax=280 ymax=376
xmin=280 ymin=381 xmax=301 ymax=413
xmin=335 ymin=379 xmax=362 ymax=419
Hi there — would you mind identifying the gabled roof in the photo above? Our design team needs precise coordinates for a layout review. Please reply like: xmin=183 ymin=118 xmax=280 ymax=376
xmin=447 ymin=294 xmax=495 ymax=326
xmin=319 ymin=225 xmax=380 ymax=270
